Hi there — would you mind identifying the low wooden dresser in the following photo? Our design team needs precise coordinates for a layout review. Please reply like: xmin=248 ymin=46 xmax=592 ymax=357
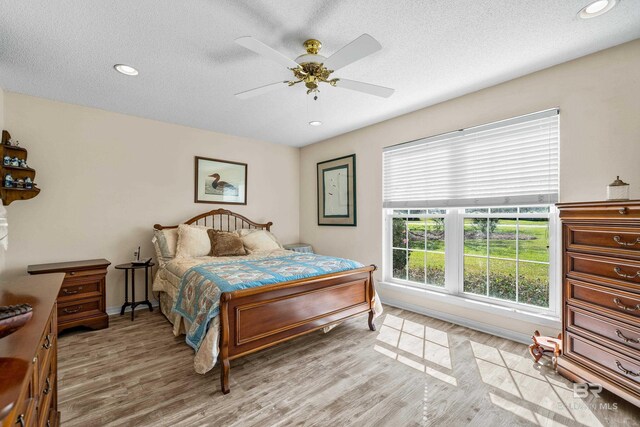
xmin=0 ymin=273 xmax=64 ymax=427
xmin=27 ymin=259 xmax=111 ymax=333
xmin=557 ymin=200 xmax=640 ymax=407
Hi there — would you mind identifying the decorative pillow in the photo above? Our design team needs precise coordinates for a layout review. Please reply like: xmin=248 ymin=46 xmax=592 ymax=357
xmin=175 ymin=224 xmax=212 ymax=258
xmin=236 ymin=228 xmax=283 ymax=248
xmin=238 ymin=229 xmax=281 ymax=252
xmin=208 ymin=229 xmax=246 ymax=257
xmin=152 ymin=228 xmax=179 ymax=266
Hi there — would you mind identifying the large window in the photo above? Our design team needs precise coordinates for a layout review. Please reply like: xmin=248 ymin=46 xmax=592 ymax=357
xmin=383 ymin=110 xmax=559 ymax=315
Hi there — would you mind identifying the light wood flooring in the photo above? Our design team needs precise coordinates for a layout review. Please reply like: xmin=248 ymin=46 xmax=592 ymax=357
xmin=57 ymin=306 xmax=640 ymax=426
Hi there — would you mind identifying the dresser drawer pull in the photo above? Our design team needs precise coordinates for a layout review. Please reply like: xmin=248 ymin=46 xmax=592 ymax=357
xmin=619 ymin=207 xmax=628 ymax=215
xmin=615 ymin=329 xmax=640 ymax=344
xmin=613 ymin=267 xmax=640 ymax=279
xmin=63 ymin=306 xmax=82 ymax=314
xmin=613 ymin=235 xmax=640 ymax=247
xmin=616 ymin=360 xmax=640 ymax=377
xmin=16 ymin=414 xmax=25 ymax=427
xmin=613 ymin=298 xmax=640 ymax=312
xmin=62 ymin=287 xmax=80 ymax=295
xmin=43 ymin=377 xmax=51 ymax=394
xmin=43 ymin=334 xmax=52 ymax=349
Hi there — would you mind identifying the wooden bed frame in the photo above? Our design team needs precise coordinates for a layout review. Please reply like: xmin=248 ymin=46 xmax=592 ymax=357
xmin=154 ymin=208 xmax=377 ymax=394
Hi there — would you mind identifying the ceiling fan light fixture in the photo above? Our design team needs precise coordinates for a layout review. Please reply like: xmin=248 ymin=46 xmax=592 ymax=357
xmin=113 ymin=64 xmax=139 ymax=76
xmin=308 ymin=121 xmax=322 ymax=126
xmin=578 ymin=0 xmax=617 ymax=18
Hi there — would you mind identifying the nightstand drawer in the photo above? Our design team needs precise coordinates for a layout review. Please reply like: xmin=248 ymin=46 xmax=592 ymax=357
xmin=58 ymin=277 xmax=102 ymax=301
xmin=58 ymin=297 xmax=102 ymax=321
xmin=64 ymin=268 xmax=106 ymax=280
xmin=566 ymin=225 xmax=640 ymax=259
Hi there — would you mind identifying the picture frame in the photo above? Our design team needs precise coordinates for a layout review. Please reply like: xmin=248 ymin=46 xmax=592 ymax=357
xmin=194 ymin=156 xmax=247 ymax=205
xmin=317 ymin=154 xmax=356 ymax=226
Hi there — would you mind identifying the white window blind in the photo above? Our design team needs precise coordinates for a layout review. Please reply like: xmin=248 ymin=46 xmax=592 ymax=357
xmin=383 ymin=109 xmax=559 ymax=208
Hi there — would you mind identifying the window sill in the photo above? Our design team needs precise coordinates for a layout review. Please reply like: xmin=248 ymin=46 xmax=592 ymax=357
xmin=378 ymin=280 xmax=561 ymax=328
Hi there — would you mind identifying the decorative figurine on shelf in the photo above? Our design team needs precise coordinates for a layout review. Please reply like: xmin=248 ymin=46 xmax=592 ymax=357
xmin=4 ymin=174 xmax=14 ymax=188
xmin=3 ymin=156 xmax=10 ymax=166
xmin=607 ymin=176 xmax=630 ymax=201
xmin=15 ymin=179 xmax=24 ymax=189
xmin=10 ymin=157 xmax=19 ymax=167
xmin=3 ymin=138 xmax=12 ymax=147
xmin=24 ymin=177 xmax=32 ymax=189
xmin=19 ymin=159 xmax=27 ymax=168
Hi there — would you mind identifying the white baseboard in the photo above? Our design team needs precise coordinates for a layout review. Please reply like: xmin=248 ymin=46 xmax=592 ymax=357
xmin=106 ymin=300 xmax=159 ymax=316
xmin=381 ymin=296 xmax=531 ymax=345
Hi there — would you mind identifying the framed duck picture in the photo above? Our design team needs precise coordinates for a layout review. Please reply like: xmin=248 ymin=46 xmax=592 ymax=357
xmin=194 ymin=156 xmax=247 ymax=205
xmin=317 ymin=154 xmax=356 ymax=226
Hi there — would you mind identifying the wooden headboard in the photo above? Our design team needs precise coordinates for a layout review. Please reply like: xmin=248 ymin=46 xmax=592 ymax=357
xmin=153 ymin=208 xmax=272 ymax=232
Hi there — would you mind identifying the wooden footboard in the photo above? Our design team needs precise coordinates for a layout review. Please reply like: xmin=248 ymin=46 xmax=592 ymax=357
xmin=218 ymin=264 xmax=377 ymax=394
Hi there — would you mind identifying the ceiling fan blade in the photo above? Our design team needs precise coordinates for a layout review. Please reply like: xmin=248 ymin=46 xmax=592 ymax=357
xmin=335 ymin=78 xmax=394 ymax=98
xmin=235 ymin=36 xmax=299 ymax=69
xmin=323 ymin=34 xmax=382 ymax=71
xmin=235 ymin=81 xmax=286 ymax=100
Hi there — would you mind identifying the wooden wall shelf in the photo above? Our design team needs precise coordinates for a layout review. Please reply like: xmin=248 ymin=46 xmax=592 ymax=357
xmin=1 ymin=130 xmax=41 ymax=206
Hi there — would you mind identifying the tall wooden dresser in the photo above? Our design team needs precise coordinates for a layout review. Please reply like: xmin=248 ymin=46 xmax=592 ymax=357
xmin=557 ymin=200 xmax=640 ymax=407
xmin=0 ymin=273 xmax=65 ymax=427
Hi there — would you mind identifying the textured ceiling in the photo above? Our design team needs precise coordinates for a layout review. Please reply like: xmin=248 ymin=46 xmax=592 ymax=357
xmin=0 ymin=1 xmax=639 ymax=147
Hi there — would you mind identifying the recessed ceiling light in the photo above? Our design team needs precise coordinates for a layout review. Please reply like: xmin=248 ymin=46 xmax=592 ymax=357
xmin=113 ymin=64 xmax=139 ymax=76
xmin=578 ymin=0 xmax=617 ymax=19
xmin=308 ymin=121 xmax=322 ymax=126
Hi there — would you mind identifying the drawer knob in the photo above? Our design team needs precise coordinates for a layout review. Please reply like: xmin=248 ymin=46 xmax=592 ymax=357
xmin=613 ymin=267 xmax=640 ymax=279
xmin=613 ymin=235 xmax=640 ymax=247
xmin=63 ymin=306 xmax=82 ymax=314
xmin=619 ymin=207 xmax=628 ymax=215
xmin=613 ymin=297 xmax=640 ymax=312
xmin=42 ymin=334 xmax=52 ymax=350
xmin=62 ymin=288 xmax=79 ymax=295
xmin=616 ymin=360 xmax=640 ymax=377
xmin=43 ymin=377 xmax=51 ymax=394
xmin=16 ymin=414 xmax=25 ymax=427
xmin=69 ymin=271 xmax=76 ymax=275
xmin=615 ymin=329 xmax=640 ymax=344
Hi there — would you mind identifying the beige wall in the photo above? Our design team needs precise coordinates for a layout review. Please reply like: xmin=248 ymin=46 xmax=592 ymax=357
xmin=1 ymin=93 xmax=300 ymax=309
xmin=0 ymin=87 xmax=4 ymax=131
xmin=300 ymin=39 xmax=640 ymax=337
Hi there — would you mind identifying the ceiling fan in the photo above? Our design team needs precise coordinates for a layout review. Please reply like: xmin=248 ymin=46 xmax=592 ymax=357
xmin=234 ymin=34 xmax=395 ymax=100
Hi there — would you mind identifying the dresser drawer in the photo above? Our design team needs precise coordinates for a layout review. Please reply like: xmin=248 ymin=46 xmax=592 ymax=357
xmin=58 ymin=297 xmax=103 ymax=322
xmin=567 ymin=253 xmax=640 ymax=290
xmin=566 ymin=225 xmax=640 ymax=259
xmin=567 ymin=333 xmax=640 ymax=387
xmin=58 ymin=277 xmax=102 ymax=301
xmin=567 ymin=279 xmax=640 ymax=319
xmin=567 ymin=306 xmax=640 ymax=353
xmin=12 ymin=371 xmax=35 ymax=427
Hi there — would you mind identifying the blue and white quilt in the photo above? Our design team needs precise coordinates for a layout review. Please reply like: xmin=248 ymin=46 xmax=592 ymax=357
xmin=173 ymin=253 xmax=364 ymax=350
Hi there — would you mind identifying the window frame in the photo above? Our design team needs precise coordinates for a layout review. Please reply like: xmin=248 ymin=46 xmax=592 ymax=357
xmin=383 ymin=205 xmax=560 ymax=318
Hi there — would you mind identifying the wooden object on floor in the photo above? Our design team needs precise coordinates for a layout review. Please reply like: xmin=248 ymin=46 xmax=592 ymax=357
xmin=557 ymin=200 xmax=640 ymax=408
xmin=0 ymin=273 xmax=64 ymax=427
xmin=154 ymin=208 xmax=377 ymax=394
xmin=114 ymin=262 xmax=154 ymax=321
xmin=529 ymin=330 xmax=562 ymax=369
xmin=0 ymin=130 xmax=41 ymax=206
xmin=27 ymin=259 xmax=111 ymax=333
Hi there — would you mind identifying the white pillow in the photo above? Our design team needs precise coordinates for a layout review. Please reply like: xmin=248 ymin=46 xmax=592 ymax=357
xmin=152 ymin=228 xmax=179 ymax=266
xmin=238 ymin=229 xmax=281 ymax=252
xmin=175 ymin=224 xmax=212 ymax=258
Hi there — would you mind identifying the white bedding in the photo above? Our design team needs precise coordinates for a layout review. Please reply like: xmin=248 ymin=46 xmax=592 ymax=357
xmin=152 ymin=249 xmax=383 ymax=374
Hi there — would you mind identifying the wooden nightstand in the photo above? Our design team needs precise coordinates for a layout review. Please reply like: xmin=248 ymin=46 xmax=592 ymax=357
xmin=27 ymin=259 xmax=111 ymax=333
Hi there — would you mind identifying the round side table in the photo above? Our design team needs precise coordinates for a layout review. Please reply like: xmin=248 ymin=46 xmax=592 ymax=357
xmin=115 ymin=262 xmax=154 ymax=321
